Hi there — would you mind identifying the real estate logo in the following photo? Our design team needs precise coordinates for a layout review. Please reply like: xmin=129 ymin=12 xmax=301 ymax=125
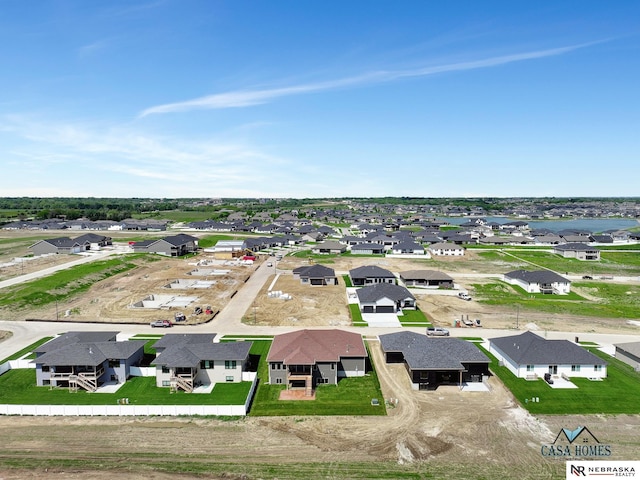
xmin=541 ymin=426 xmax=612 ymax=459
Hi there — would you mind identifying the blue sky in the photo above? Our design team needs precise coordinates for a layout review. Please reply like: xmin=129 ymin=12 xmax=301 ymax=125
xmin=1 ymin=1 xmax=639 ymax=198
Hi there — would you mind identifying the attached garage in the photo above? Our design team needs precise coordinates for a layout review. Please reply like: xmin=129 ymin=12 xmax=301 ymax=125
xmin=375 ymin=306 xmax=395 ymax=313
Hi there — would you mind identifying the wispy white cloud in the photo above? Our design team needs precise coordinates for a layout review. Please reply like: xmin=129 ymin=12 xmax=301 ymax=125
xmin=140 ymin=42 xmax=597 ymax=117
xmin=78 ymin=39 xmax=111 ymax=58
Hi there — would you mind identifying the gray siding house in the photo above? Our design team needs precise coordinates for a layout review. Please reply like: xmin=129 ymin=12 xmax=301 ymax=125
xmin=399 ymin=270 xmax=454 ymax=289
xmin=379 ymin=331 xmax=490 ymax=390
xmin=267 ymin=329 xmax=367 ymax=396
xmin=292 ymin=264 xmax=338 ymax=285
xmin=553 ymin=243 xmax=601 ymax=261
xmin=152 ymin=334 xmax=252 ymax=392
xmin=33 ymin=331 xmax=145 ymax=392
xmin=132 ymin=234 xmax=199 ymax=256
xmin=615 ymin=342 xmax=640 ymax=371
xmin=29 ymin=237 xmax=83 ymax=256
xmin=349 ymin=265 xmax=396 ymax=286
xmin=356 ymin=283 xmax=416 ymax=313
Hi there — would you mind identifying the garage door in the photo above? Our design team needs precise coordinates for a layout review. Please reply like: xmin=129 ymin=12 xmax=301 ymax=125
xmin=362 ymin=306 xmax=374 ymax=313
xmin=310 ymin=279 xmax=325 ymax=286
xmin=375 ymin=306 xmax=395 ymax=313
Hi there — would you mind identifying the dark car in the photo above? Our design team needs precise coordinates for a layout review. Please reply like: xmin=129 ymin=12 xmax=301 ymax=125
xmin=582 ymin=275 xmax=593 ymax=280
xmin=150 ymin=319 xmax=172 ymax=328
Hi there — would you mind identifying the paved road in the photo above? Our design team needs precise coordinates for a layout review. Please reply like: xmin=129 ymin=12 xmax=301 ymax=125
xmin=0 ymin=249 xmax=123 ymax=290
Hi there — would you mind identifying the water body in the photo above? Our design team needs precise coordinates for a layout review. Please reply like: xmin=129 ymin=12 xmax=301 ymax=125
xmin=442 ymin=217 xmax=639 ymax=233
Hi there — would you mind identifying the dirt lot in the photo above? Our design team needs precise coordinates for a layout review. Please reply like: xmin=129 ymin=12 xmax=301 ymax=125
xmin=0 ymin=340 xmax=638 ymax=479
xmin=250 ymin=272 xmax=350 ymax=327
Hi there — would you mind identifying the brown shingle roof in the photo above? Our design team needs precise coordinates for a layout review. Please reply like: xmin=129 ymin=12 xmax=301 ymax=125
xmin=267 ymin=329 xmax=366 ymax=365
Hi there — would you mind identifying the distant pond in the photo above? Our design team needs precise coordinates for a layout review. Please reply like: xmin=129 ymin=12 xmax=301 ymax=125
xmin=442 ymin=217 xmax=639 ymax=233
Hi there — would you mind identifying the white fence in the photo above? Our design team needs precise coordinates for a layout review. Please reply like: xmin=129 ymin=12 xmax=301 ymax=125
xmin=0 ymin=404 xmax=248 ymax=416
xmin=130 ymin=366 xmax=155 ymax=377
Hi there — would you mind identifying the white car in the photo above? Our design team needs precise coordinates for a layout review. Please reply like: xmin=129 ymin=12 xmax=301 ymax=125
xmin=426 ymin=327 xmax=450 ymax=336
xmin=458 ymin=292 xmax=472 ymax=301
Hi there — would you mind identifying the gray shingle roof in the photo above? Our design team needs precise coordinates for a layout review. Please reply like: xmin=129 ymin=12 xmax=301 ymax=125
xmin=34 ymin=340 xmax=146 ymax=367
xmin=152 ymin=333 xmax=217 ymax=350
xmin=152 ymin=341 xmax=252 ymax=368
xmin=504 ymin=270 xmax=569 ymax=284
xmin=399 ymin=270 xmax=453 ymax=281
xmin=356 ymin=283 xmax=415 ymax=303
xmin=490 ymin=331 xmax=606 ymax=365
xmin=293 ymin=264 xmax=336 ymax=278
xmin=349 ymin=265 xmax=395 ymax=279
xmin=380 ymin=332 xmax=489 ymax=370
xmin=34 ymin=331 xmax=119 ymax=354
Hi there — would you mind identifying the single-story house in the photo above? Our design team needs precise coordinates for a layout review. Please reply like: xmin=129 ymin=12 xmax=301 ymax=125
xmin=74 ymin=233 xmax=112 ymax=250
xmin=29 ymin=237 xmax=83 ymax=256
xmin=152 ymin=334 xmax=252 ymax=392
xmin=350 ymin=243 xmax=386 ymax=255
xmin=428 ymin=242 xmax=465 ymax=256
xmin=32 ymin=331 xmax=146 ymax=392
xmin=311 ymin=240 xmax=347 ymax=254
xmin=614 ymin=342 xmax=640 ymax=371
xmin=503 ymin=270 xmax=571 ymax=295
xmin=399 ymin=270 xmax=454 ymax=289
xmin=209 ymin=240 xmax=246 ymax=259
xmin=132 ymin=234 xmax=199 ymax=257
xmin=390 ymin=241 xmax=425 ymax=255
xmin=553 ymin=243 xmax=601 ymax=261
xmin=267 ymin=329 xmax=367 ymax=394
xmin=379 ymin=331 xmax=490 ymax=390
xmin=489 ymin=331 xmax=607 ymax=380
xmin=356 ymin=283 xmax=416 ymax=313
xmin=349 ymin=265 xmax=396 ymax=286
xmin=292 ymin=264 xmax=338 ymax=285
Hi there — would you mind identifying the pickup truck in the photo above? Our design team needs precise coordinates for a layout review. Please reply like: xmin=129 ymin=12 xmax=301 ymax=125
xmin=426 ymin=327 xmax=450 ymax=336
xmin=150 ymin=319 xmax=172 ymax=328
xmin=458 ymin=292 xmax=472 ymax=301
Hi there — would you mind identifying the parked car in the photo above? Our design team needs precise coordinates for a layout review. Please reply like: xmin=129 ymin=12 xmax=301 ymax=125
xmin=458 ymin=292 xmax=472 ymax=301
xmin=426 ymin=327 xmax=450 ymax=336
xmin=150 ymin=319 xmax=172 ymax=328
xmin=582 ymin=275 xmax=593 ymax=280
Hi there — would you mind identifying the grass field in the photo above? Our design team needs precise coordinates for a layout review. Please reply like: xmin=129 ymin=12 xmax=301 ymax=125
xmin=482 ymin=346 xmax=640 ymax=414
xmin=0 ymin=370 xmax=253 ymax=405
xmin=0 ymin=255 xmax=156 ymax=309
xmin=398 ymin=309 xmax=431 ymax=327
xmin=473 ymin=280 xmax=640 ymax=318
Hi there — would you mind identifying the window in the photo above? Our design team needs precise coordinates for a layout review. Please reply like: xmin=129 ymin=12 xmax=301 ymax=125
xmin=594 ymin=365 xmax=602 ymax=372
xmin=162 ymin=380 xmax=170 ymax=387
xmin=571 ymin=365 xmax=580 ymax=372
xmin=41 ymin=366 xmax=50 ymax=372
xmin=331 ymin=363 xmax=335 ymax=370
xmin=225 ymin=360 xmax=237 ymax=369
xmin=161 ymin=366 xmax=170 ymax=374
xmin=526 ymin=365 xmax=534 ymax=372
xmin=109 ymin=360 xmax=120 ymax=368
xmin=200 ymin=360 xmax=214 ymax=369
xmin=317 ymin=378 xmax=328 ymax=384
xmin=225 ymin=376 xmax=234 ymax=382
xmin=276 ymin=378 xmax=282 ymax=384
xmin=43 ymin=379 xmax=50 ymax=386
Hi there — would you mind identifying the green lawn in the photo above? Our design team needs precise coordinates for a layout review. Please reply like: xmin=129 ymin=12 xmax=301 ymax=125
xmin=349 ymin=303 xmax=367 ymax=326
xmin=0 ymin=370 xmax=252 ymax=406
xmin=482 ymin=346 xmax=640 ymax=414
xmin=250 ymin=340 xmax=386 ymax=416
xmin=473 ymin=280 xmax=640 ymax=318
xmin=0 ymin=255 xmax=150 ymax=309
xmin=343 ymin=274 xmax=353 ymax=287
xmin=398 ymin=309 xmax=431 ymax=327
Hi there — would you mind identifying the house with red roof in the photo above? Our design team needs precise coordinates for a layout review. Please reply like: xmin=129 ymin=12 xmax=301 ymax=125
xmin=267 ymin=329 xmax=367 ymax=395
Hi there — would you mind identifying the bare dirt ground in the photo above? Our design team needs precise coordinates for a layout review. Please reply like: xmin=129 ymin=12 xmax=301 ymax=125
xmin=250 ymin=272 xmax=350 ymax=327
xmin=0 ymin=341 xmax=638 ymax=479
